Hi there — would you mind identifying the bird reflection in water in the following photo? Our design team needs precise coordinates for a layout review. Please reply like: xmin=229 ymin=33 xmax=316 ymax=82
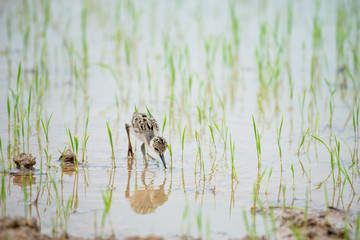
xmin=125 ymin=158 xmax=169 ymax=214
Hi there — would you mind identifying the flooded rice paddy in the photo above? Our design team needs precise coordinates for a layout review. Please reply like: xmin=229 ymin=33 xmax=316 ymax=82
xmin=0 ymin=0 xmax=360 ymax=239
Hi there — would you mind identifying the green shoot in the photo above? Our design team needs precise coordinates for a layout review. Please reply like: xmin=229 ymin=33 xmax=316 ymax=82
xmin=168 ymin=143 xmax=173 ymax=169
xmin=162 ymin=114 xmax=167 ymax=136
xmin=41 ymin=112 xmax=53 ymax=150
xmin=209 ymin=125 xmax=216 ymax=155
xmin=291 ymin=164 xmax=295 ymax=190
xmin=252 ymin=116 xmax=261 ymax=168
xmin=265 ymin=167 xmax=273 ymax=194
xmin=181 ymin=125 xmax=186 ymax=160
xmin=106 ymin=122 xmax=115 ymax=165
xmin=277 ymin=116 xmax=284 ymax=170
xmin=297 ymin=128 xmax=309 ymax=155
xmin=229 ymin=135 xmax=238 ymax=182
xmin=0 ymin=138 xmax=4 ymax=171
xmin=145 ymin=106 xmax=153 ymax=118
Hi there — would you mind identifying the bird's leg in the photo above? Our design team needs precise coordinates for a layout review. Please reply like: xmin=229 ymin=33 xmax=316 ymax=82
xmin=141 ymin=143 xmax=149 ymax=167
xmin=125 ymin=124 xmax=134 ymax=158
xmin=141 ymin=143 xmax=146 ymax=158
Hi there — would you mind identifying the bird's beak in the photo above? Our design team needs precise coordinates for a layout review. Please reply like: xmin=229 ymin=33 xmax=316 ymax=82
xmin=160 ymin=153 xmax=167 ymax=169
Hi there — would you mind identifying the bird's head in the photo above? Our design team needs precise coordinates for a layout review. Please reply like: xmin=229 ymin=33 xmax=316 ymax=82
xmin=150 ymin=136 xmax=167 ymax=169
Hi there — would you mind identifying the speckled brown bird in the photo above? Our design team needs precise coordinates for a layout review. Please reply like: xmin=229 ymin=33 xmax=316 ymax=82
xmin=125 ymin=112 xmax=168 ymax=168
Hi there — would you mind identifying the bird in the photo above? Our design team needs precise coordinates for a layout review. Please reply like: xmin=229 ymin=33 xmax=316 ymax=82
xmin=125 ymin=112 xmax=168 ymax=168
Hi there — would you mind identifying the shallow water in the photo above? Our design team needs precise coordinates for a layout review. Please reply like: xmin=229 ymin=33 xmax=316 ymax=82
xmin=0 ymin=0 xmax=359 ymax=239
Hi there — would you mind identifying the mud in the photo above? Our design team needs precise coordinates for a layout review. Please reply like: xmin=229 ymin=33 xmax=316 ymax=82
xmin=240 ymin=206 xmax=356 ymax=240
xmin=13 ymin=153 xmax=36 ymax=170
xmin=58 ymin=149 xmax=77 ymax=163
xmin=0 ymin=206 xmax=356 ymax=239
xmin=0 ymin=217 xmax=164 ymax=240
xmin=272 ymin=206 xmax=354 ymax=239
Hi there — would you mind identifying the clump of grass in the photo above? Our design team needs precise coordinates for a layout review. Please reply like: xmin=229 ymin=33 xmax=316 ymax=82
xmin=106 ymin=122 xmax=115 ymax=165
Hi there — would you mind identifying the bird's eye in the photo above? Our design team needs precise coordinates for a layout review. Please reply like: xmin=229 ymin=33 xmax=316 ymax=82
xmin=154 ymin=148 xmax=159 ymax=151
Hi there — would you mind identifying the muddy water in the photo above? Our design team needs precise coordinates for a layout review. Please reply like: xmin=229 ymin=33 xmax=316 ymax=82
xmin=0 ymin=0 xmax=359 ymax=239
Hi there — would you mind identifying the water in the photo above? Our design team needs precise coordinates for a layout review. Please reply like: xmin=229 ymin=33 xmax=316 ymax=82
xmin=0 ymin=0 xmax=359 ymax=239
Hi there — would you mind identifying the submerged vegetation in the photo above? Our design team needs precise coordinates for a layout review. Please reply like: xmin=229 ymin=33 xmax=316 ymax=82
xmin=0 ymin=0 xmax=359 ymax=239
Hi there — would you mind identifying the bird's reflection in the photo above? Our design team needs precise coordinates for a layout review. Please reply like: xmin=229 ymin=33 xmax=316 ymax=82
xmin=125 ymin=158 xmax=168 ymax=214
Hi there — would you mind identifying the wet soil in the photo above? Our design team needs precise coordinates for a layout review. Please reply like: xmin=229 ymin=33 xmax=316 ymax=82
xmin=0 ymin=217 xmax=164 ymax=240
xmin=1 ymin=206 xmax=354 ymax=240
xmin=239 ymin=206 xmax=356 ymax=240
xmin=58 ymin=149 xmax=77 ymax=163
xmin=13 ymin=153 xmax=36 ymax=170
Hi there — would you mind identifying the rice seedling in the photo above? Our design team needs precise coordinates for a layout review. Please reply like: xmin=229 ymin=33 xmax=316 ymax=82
xmin=93 ymin=211 xmax=99 ymax=238
xmin=180 ymin=125 xmax=186 ymax=160
xmin=291 ymin=164 xmax=295 ymax=190
xmin=304 ymin=187 xmax=309 ymax=228
xmin=242 ymin=208 xmax=253 ymax=239
xmin=168 ymin=143 xmax=173 ymax=169
xmin=299 ymin=89 xmax=307 ymax=123
xmin=67 ymin=126 xmax=75 ymax=155
xmin=213 ymin=120 xmax=228 ymax=160
xmin=265 ymin=167 xmax=273 ymax=194
xmin=81 ymin=103 xmax=90 ymax=161
xmin=282 ymin=184 xmax=286 ymax=210
xmin=229 ymin=135 xmax=238 ymax=182
xmin=23 ymin=176 xmax=29 ymax=218
xmin=277 ymin=116 xmax=284 ymax=170
xmin=209 ymin=124 xmax=216 ymax=156
xmin=101 ymin=188 xmax=113 ymax=237
xmin=195 ymin=129 xmax=205 ymax=179
xmin=145 ymin=106 xmax=153 ymax=118
xmin=257 ymin=199 xmax=271 ymax=240
xmin=252 ymin=116 xmax=261 ymax=168
xmin=41 ymin=112 xmax=53 ymax=151
xmin=7 ymin=95 xmax=10 ymax=132
xmin=297 ymin=128 xmax=309 ymax=155
xmin=1 ymin=174 xmax=6 ymax=216
xmin=62 ymin=195 xmax=72 ymax=237
xmin=196 ymin=208 xmax=203 ymax=239
xmin=106 ymin=122 xmax=115 ymax=165
xmin=26 ymin=86 xmax=32 ymax=152
xmin=0 ymin=138 xmax=4 ymax=171
xmin=180 ymin=201 xmax=190 ymax=236
xmin=355 ymin=212 xmax=360 ymax=240
xmin=311 ymin=135 xmax=335 ymax=187
xmin=44 ymin=148 xmax=52 ymax=168
xmin=124 ymin=39 xmax=131 ymax=66
xmin=162 ymin=114 xmax=166 ymax=136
